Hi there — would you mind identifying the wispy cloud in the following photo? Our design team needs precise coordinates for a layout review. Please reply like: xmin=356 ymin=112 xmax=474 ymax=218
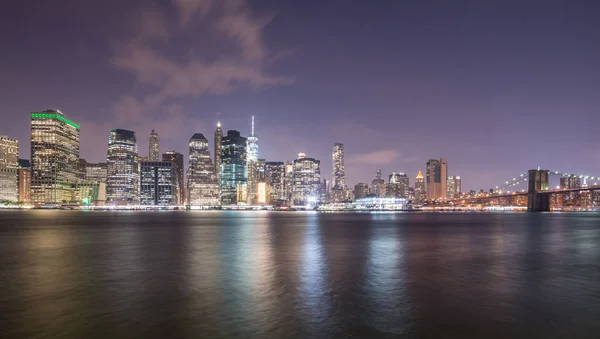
xmin=346 ymin=150 xmax=400 ymax=165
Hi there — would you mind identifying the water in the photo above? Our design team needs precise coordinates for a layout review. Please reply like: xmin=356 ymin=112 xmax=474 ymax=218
xmin=1 ymin=211 xmax=600 ymax=339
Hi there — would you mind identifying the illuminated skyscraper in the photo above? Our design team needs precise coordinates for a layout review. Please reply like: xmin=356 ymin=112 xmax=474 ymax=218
xmin=354 ymin=183 xmax=369 ymax=200
xmin=0 ymin=136 xmax=19 ymax=202
xmin=370 ymin=168 xmax=386 ymax=197
xmin=220 ymin=130 xmax=247 ymax=205
xmin=106 ymin=129 xmax=139 ymax=205
xmin=426 ymin=158 xmax=447 ymax=200
xmin=292 ymin=153 xmax=321 ymax=206
xmin=149 ymin=129 xmax=160 ymax=161
xmin=162 ymin=151 xmax=184 ymax=205
xmin=446 ymin=175 xmax=462 ymax=198
xmin=187 ymin=134 xmax=219 ymax=206
xmin=140 ymin=161 xmax=175 ymax=205
xmin=265 ymin=161 xmax=285 ymax=203
xmin=17 ymin=159 xmax=30 ymax=204
xmin=331 ymin=142 xmax=346 ymax=202
xmin=30 ymin=110 xmax=80 ymax=205
xmin=388 ymin=172 xmax=409 ymax=198
xmin=414 ymin=171 xmax=425 ymax=202
xmin=214 ymin=114 xmax=222 ymax=183
xmin=246 ymin=116 xmax=259 ymax=204
xmin=285 ymin=161 xmax=294 ymax=203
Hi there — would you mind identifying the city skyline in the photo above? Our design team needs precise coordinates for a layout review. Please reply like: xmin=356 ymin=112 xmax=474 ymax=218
xmin=1 ymin=0 xmax=598 ymax=191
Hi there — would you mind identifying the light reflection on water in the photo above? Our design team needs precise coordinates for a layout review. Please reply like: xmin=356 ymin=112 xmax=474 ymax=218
xmin=1 ymin=211 xmax=600 ymax=338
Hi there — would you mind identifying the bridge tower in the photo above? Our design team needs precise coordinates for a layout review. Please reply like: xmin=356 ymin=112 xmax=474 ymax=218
xmin=527 ymin=169 xmax=550 ymax=212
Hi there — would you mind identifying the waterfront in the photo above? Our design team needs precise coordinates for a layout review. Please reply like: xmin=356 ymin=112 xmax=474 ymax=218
xmin=1 ymin=211 xmax=600 ymax=338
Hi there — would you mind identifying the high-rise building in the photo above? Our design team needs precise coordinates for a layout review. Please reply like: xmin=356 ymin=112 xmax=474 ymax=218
xmin=414 ymin=171 xmax=425 ymax=202
xmin=140 ymin=161 xmax=175 ymax=205
xmin=388 ymin=172 xmax=409 ymax=198
xmin=257 ymin=181 xmax=270 ymax=205
xmin=426 ymin=158 xmax=447 ymax=200
xmin=17 ymin=159 xmax=30 ymax=204
xmin=162 ymin=151 xmax=184 ymax=205
xmin=30 ymin=110 xmax=80 ymax=205
xmin=187 ymin=133 xmax=219 ymax=206
xmin=560 ymin=175 xmax=581 ymax=189
xmin=149 ymin=129 xmax=160 ymax=161
xmin=285 ymin=161 xmax=294 ymax=203
xmin=265 ymin=161 xmax=285 ymax=204
xmin=354 ymin=183 xmax=369 ymax=200
xmin=83 ymin=162 xmax=108 ymax=183
xmin=292 ymin=153 xmax=321 ymax=206
xmin=447 ymin=175 xmax=462 ymax=198
xmin=220 ymin=130 xmax=247 ymax=205
xmin=370 ymin=169 xmax=386 ymax=197
xmin=246 ymin=116 xmax=259 ymax=205
xmin=214 ymin=115 xmax=223 ymax=184
xmin=0 ymin=136 xmax=19 ymax=202
xmin=106 ymin=129 xmax=139 ymax=205
xmin=331 ymin=142 xmax=346 ymax=203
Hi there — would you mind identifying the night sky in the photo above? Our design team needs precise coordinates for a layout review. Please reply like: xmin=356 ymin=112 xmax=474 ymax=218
xmin=1 ymin=0 xmax=599 ymax=190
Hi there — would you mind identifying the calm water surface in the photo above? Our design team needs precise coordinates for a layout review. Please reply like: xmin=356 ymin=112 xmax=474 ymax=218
xmin=1 ymin=211 xmax=600 ymax=338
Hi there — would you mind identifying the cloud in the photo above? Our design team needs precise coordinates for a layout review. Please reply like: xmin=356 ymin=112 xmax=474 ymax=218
xmin=347 ymin=150 xmax=400 ymax=165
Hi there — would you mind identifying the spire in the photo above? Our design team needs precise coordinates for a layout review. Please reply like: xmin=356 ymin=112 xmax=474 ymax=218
xmin=217 ymin=112 xmax=221 ymax=128
xmin=251 ymin=115 xmax=255 ymax=136
xmin=416 ymin=171 xmax=424 ymax=179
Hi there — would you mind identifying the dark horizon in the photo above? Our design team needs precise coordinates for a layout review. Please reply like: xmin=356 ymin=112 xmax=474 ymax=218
xmin=1 ymin=0 xmax=599 ymax=190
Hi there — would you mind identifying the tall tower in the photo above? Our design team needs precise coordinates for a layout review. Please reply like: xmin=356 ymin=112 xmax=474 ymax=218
xmin=415 ymin=171 xmax=425 ymax=202
xmin=246 ymin=116 xmax=259 ymax=204
xmin=426 ymin=158 xmax=448 ymax=200
xmin=149 ymin=129 xmax=160 ymax=161
xmin=30 ymin=110 xmax=80 ymax=205
xmin=188 ymin=134 xmax=219 ymax=206
xmin=214 ymin=113 xmax=222 ymax=183
xmin=331 ymin=143 xmax=345 ymax=203
xmin=0 ymin=136 xmax=19 ymax=202
xmin=162 ymin=151 xmax=184 ymax=205
xmin=107 ymin=129 xmax=139 ymax=205
xmin=220 ymin=130 xmax=247 ymax=205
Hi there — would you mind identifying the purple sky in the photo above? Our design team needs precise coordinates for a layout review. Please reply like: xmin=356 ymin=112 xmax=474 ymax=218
xmin=1 ymin=0 xmax=599 ymax=190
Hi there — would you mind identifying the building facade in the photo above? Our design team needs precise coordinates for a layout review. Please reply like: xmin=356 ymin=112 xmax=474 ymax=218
xmin=106 ymin=129 xmax=139 ymax=205
xmin=162 ymin=151 xmax=184 ymax=205
xmin=265 ymin=161 xmax=285 ymax=204
xmin=331 ymin=142 xmax=346 ymax=202
xmin=414 ymin=171 xmax=425 ymax=202
xmin=388 ymin=172 xmax=409 ymax=198
xmin=140 ymin=161 xmax=175 ymax=205
xmin=0 ymin=136 xmax=19 ymax=202
xmin=292 ymin=153 xmax=321 ymax=205
xmin=220 ymin=130 xmax=247 ymax=205
xmin=426 ymin=158 xmax=447 ymax=200
xmin=30 ymin=110 xmax=80 ymax=205
xmin=214 ymin=119 xmax=222 ymax=184
xmin=187 ymin=134 xmax=219 ymax=206
xmin=354 ymin=183 xmax=369 ymax=200
xmin=370 ymin=169 xmax=386 ymax=197
xmin=84 ymin=162 xmax=108 ymax=183
xmin=446 ymin=175 xmax=462 ymax=198
xmin=149 ymin=129 xmax=160 ymax=161
xmin=18 ymin=160 xmax=31 ymax=204
xmin=246 ymin=116 xmax=259 ymax=205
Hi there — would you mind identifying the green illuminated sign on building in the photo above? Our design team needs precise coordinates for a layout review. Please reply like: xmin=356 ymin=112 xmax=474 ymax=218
xmin=31 ymin=113 xmax=80 ymax=129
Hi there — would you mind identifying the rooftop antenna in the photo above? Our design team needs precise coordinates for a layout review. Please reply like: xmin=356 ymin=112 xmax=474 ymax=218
xmin=217 ymin=112 xmax=221 ymax=128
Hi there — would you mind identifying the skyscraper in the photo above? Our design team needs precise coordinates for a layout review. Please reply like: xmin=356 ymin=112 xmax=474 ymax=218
xmin=30 ymin=110 xmax=80 ymax=205
xmin=354 ymin=183 xmax=369 ymax=200
xmin=149 ymin=129 xmax=160 ymax=161
xmin=370 ymin=168 xmax=386 ymax=197
xmin=292 ymin=153 xmax=321 ymax=205
xmin=285 ymin=161 xmax=294 ymax=203
xmin=331 ymin=142 xmax=346 ymax=203
xmin=426 ymin=158 xmax=447 ymax=200
xmin=162 ymin=151 xmax=184 ymax=205
xmin=246 ymin=116 xmax=259 ymax=204
xmin=265 ymin=161 xmax=285 ymax=204
xmin=414 ymin=171 xmax=425 ymax=202
xmin=214 ymin=115 xmax=223 ymax=184
xmin=447 ymin=175 xmax=462 ymax=198
xmin=140 ymin=161 xmax=175 ymax=205
xmin=220 ymin=130 xmax=247 ymax=205
xmin=17 ymin=159 xmax=30 ymax=204
xmin=388 ymin=172 xmax=409 ymax=198
xmin=0 ymin=136 xmax=19 ymax=202
xmin=106 ymin=129 xmax=139 ymax=205
xmin=187 ymin=134 xmax=219 ymax=206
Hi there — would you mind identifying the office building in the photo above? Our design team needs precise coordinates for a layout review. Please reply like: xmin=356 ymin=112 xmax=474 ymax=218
xmin=414 ymin=171 xmax=425 ymax=202
xmin=447 ymin=175 xmax=462 ymax=198
xmin=388 ymin=171 xmax=409 ymax=198
xmin=162 ymin=151 xmax=184 ymax=205
xmin=560 ymin=175 xmax=581 ymax=189
xmin=426 ymin=158 xmax=447 ymax=200
xmin=285 ymin=161 xmax=294 ymax=203
xmin=140 ymin=161 xmax=175 ymax=205
xmin=370 ymin=168 xmax=386 ymax=197
xmin=354 ymin=183 xmax=369 ymax=200
xmin=106 ymin=129 xmax=139 ymax=205
xmin=265 ymin=161 xmax=286 ymax=204
xmin=246 ymin=116 xmax=259 ymax=204
xmin=0 ymin=136 xmax=19 ymax=202
xmin=214 ymin=117 xmax=223 ymax=184
xmin=17 ymin=159 xmax=30 ymax=204
xmin=292 ymin=153 xmax=321 ymax=205
xmin=84 ymin=162 xmax=108 ymax=183
xmin=149 ymin=129 xmax=160 ymax=161
xmin=30 ymin=110 xmax=80 ymax=205
xmin=257 ymin=181 xmax=270 ymax=205
xmin=187 ymin=133 xmax=219 ymax=206
xmin=220 ymin=130 xmax=247 ymax=205
xmin=331 ymin=143 xmax=346 ymax=202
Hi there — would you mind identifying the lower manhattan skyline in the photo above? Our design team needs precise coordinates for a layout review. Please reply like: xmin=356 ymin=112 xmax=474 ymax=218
xmin=1 ymin=0 xmax=599 ymax=191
